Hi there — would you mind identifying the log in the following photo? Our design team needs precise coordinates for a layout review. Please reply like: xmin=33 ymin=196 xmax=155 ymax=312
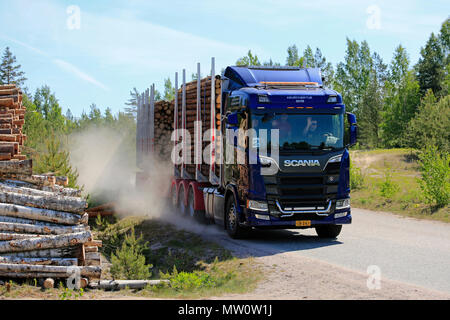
xmin=0 ymin=98 xmax=13 ymax=107
xmin=0 ymin=221 xmax=89 ymax=235
xmin=84 ymin=246 xmax=98 ymax=253
xmin=0 ymin=214 xmax=88 ymax=229
xmin=89 ymin=280 xmax=169 ymax=290
xmin=0 ymin=232 xmax=39 ymax=240
xmin=0 ymin=84 xmax=18 ymax=89
xmin=80 ymin=278 xmax=89 ymax=289
xmin=0 ymin=153 xmax=12 ymax=161
xmin=0 ymin=264 xmax=101 ymax=278
xmin=0 ymin=134 xmax=16 ymax=142
xmin=0 ymin=159 xmax=32 ymax=175
xmin=3 ymin=247 xmax=79 ymax=258
xmin=84 ymin=240 xmax=102 ymax=248
xmin=42 ymin=185 xmax=82 ymax=198
xmin=84 ymin=259 xmax=100 ymax=266
xmin=0 ymin=145 xmax=14 ymax=155
xmin=0 ymin=190 xmax=87 ymax=214
xmin=0 ymin=257 xmax=77 ymax=266
xmin=0 ymin=231 xmax=92 ymax=253
xmin=12 ymin=155 xmax=27 ymax=161
xmin=43 ymin=278 xmax=54 ymax=289
xmin=0 ymin=202 xmax=87 ymax=225
xmin=85 ymin=252 xmax=100 ymax=260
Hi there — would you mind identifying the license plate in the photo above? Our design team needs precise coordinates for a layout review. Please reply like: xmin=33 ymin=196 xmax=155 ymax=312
xmin=296 ymin=220 xmax=311 ymax=227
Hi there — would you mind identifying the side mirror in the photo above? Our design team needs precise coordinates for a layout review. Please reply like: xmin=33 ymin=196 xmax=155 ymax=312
xmin=226 ymin=112 xmax=238 ymax=127
xmin=346 ymin=112 xmax=357 ymax=147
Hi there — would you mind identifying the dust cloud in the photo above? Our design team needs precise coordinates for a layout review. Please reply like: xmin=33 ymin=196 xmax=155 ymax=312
xmin=67 ymin=126 xmax=224 ymax=236
xmin=68 ymin=126 xmax=171 ymax=218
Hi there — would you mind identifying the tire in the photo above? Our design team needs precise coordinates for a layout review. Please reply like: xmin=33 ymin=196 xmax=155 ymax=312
xmin=225 ymin=196 xmax=247 ymax=239
xmin=178 ymin=187 xmax=187 ymax=215
xmin=315 ymin=225 xmax=342 ymax=238
xmin=187 ymin=188 xmax=207 ymax=223
xmin=170 ymin=184 xmax=178 ymax=213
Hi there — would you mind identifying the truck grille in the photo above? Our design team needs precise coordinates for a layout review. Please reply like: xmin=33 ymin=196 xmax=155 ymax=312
xmin=263 ymin=163 xmax=340 ymax=220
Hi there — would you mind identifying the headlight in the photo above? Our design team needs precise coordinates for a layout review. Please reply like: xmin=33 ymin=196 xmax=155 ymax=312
xmin=255 ymin=214 xmax=271 ymax=221
xmin=247 ymin=200 xmax=268 ymax=212
xmin=327 ymin=95 xmax=338 ymax=103
xmin=335 ymin=212 xmax=347 ymax=219
xmin=336 ymin=198 xmax=350 ymax=210
xmin=328 ymin=155 xmax=342 ymax=163
xmin=258 ymin=94 xmax=270 ymax=103
xmin=259 ymin=155 xmax=273 ymax=167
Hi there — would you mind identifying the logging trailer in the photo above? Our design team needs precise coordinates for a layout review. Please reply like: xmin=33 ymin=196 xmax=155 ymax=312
xmin=136 ymin=58 xmax=358 ymax=239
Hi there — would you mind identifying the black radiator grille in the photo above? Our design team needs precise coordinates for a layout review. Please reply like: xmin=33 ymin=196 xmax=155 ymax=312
xmin=264 ymin=163 xmax=341 ymax=219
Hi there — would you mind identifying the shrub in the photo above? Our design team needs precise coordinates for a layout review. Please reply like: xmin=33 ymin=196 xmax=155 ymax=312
xmin=350 ymin=160 xmax=365 ymax=190
xmin=417 ymin=146 xmax=450 ymax=207
xmin=379 ymin=167 xmax=399 ymax=199
xmin=110 ymin=228 xmax=152 ymax=280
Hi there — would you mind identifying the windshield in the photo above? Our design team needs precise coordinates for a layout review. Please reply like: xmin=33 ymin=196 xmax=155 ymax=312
xmin=251 ymin=113 xmax=344 ymax=152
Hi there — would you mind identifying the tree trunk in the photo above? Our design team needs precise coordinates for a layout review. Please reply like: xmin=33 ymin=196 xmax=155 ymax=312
xmin=0 ymin=264 xmax=101 ymax=277
xmin=0 ymin=232 xmax=39 ymax=240
xmin=0 ymin=231 xmax=92 ymax=253
xmin=0 ymin=221 xmax=89 ymax=235
xmin=0 ymin=214 xmax=87 ymax=229
xmin=0 ymin=202 xmax=88 ymax=225
xmin=0 ymin=191 xmax=87 ymax=214
xmin=0 ymin=159 xmax=31 ymax=175
xmin=0 ymin=174 xmax=55 ymax=186
xmin=2 ymin=247 xmax=79 ymax=258
xmin=0 ymin=257 xmax=77 ymax=266
xmin=42 ymin=185 xmax=82 ymax=197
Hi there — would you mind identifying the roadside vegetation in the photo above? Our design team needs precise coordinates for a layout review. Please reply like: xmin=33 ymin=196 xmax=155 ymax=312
xmin=93 ymin=216 xmax=261 ymax=299
xmin=0 ymin=217 xmax=261 ymax=300
xmin=350 ymin=149 xmax=449 ymax=222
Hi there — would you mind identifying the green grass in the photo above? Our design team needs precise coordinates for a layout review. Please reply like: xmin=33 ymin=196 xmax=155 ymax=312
xmin=350 ymin=148 xmax=450 ymax=222
xmin=93 ymin=216 xmax=261 ymax=298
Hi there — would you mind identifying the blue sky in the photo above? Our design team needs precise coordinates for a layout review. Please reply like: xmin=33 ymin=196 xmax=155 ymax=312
xmin=0 ymin=0 xmax=448 ymax=116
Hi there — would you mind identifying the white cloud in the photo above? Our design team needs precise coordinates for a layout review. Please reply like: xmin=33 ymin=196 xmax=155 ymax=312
xmin=53 ymin=59 xmax=109 ymax=91
xmin=0 ymin=34 xmax=109 ymax=91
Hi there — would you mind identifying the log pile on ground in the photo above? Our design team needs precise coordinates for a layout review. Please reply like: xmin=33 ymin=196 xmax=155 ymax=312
xmin=0 ymin=163 xmax=102 ymax=282
xmin=0 ymin=86 xmax=102 ymax=284
xmin=0 ymin=84 xmax=27 ymax=161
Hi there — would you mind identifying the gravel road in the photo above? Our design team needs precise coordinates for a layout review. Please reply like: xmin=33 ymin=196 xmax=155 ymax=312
xmin=197 ymin=208 xmax=450 ymax=300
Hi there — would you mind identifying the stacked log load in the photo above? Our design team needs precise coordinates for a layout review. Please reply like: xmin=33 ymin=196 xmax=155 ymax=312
xmin=0 ymin=84 xmax=27 ymax=161
xmin=136 ymin=76 xmax=221 ymax=183
xmin=0 ymin=85 xmax=102 ymax=284
xmin=176 ymin=76 xmax=221 ymax=178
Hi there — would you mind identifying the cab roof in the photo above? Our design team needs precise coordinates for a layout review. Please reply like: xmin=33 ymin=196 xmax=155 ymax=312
xmin=223 ymin=66 xmax=323 ymax=89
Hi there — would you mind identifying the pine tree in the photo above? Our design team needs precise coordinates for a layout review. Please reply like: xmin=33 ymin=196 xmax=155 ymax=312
xmin=0 ymin=47 xmax=27 ymax=86
xmin=163 ymin=78 xmax=175 ymax=101
xmin=236 ymin=50 xmax=261 ymax=66
xmin=286 ymin=44 xmax=304 ymax=67
xmin=416 ymin=32 xmax=445 ymax=96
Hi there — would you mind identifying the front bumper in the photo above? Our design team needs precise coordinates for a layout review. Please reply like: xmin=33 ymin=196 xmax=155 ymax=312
xmin=244 ymin=208 xmax=352 ymax=228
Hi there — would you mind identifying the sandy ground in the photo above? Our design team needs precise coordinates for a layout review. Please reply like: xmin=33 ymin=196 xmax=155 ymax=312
xmin=201 ymin=207 xmax=450 ymax=300
xmin=209 ymin=251 xmax=450 ymax=300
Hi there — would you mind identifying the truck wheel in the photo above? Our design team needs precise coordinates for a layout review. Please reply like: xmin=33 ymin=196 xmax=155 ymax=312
xmin=187 ymin=188 xmax=206 ymax=223
xmin=178 ymin=187 xmax=187 ymax=215
xmin=170 ymin=184 xmax=178 ymax=213
xmin=225 ymin=197 xmax=247 ymax=239
xmin=315 ymin=225 xmax=342 ymax=238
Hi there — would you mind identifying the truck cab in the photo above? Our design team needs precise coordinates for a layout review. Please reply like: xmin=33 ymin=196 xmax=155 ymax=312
xmin=204 ymin=66 xmax=357 ymax=238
